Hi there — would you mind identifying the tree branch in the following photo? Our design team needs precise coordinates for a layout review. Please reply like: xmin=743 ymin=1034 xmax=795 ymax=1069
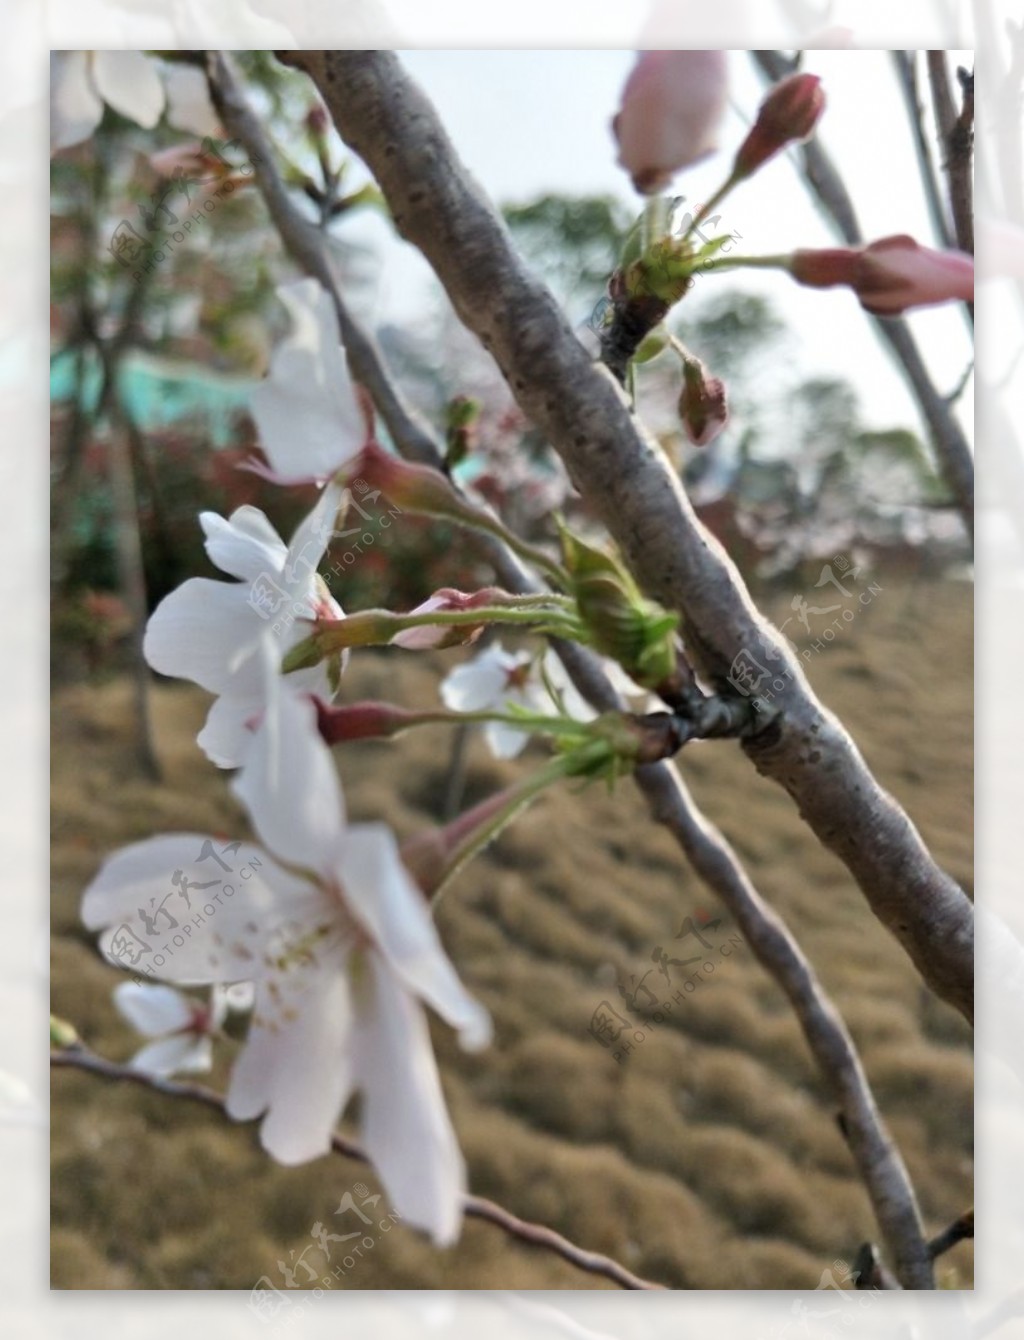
xmin=281 ymin=50 xmax=973 ymax=1029
xmin=891 ymin=52 xmax=955 ymax=249
xmin=51 ymin=1043 xmax=661 ymax=1291
xmin=208 ymin=54 xmax=939 ymax=1287
xmin=926 ymin=52 xmax=975 ymax=261
xmin=752 ymin=49 xmax=975 ymax=532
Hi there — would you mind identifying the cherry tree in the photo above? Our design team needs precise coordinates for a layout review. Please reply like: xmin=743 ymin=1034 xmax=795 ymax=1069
xmin=51 ymin=47 xmax=974 ymax=1292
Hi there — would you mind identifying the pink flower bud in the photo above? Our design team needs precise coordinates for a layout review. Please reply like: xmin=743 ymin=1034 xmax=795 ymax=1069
xmin=734 ymin=73 xmax=825 ymax=179
xmin=391 ymin=590 xmax=489 ymax=649
xmin=791 ymin=234 xmax=975 ymax=315
xmin=613 ymin=51 xmax=729 ymax=195
xmin=678 ymin=357 xmax=729 ymax=447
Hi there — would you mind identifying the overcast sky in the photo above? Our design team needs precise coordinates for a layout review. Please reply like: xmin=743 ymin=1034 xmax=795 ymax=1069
xmin=341 ymin=49 xmax=974 ymax=445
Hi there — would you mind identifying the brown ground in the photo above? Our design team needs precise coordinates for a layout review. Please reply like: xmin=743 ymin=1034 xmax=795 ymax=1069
xmin=51 ymin=577 xmax=973 ymax=1290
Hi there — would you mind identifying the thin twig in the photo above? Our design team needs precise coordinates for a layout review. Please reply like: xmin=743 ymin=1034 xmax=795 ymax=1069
xmin=928 ymin=1207 xmax=974 ymax=1259
xmin=51 ymin=1044 xmax=662 ymax=1291
xmin=891 ymin=51 xmax=955 ymax=249
xmin=753 ymin=50 xmax=975 ymax=533
xmin=208 ymin=53 xmax=939 ymax=1288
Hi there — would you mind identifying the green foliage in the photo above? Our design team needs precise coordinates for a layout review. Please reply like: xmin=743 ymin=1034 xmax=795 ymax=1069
xmin=502 ymin=192 xmax=632 ymax=301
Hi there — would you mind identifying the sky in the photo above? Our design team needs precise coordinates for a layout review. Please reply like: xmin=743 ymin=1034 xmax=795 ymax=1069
xmin=340 ymin=49 xmax=975 ymax=446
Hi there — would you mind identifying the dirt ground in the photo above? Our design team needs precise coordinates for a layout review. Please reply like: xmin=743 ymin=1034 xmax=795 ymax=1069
xmin=51 ymin=576 xmax=973 ymax=1290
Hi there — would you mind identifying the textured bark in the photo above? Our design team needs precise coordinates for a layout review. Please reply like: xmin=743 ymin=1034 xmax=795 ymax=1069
xmin=288 ymin=51 xmax=973 ymax=1026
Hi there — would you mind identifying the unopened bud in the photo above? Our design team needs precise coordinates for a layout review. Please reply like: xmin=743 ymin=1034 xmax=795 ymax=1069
xmin=391 ymin=589 xmax=491 ymax=649
xmin=613 ymin=51 xmax=729 ymax=195
xmin=560 ymin=525 xmax=679 ymax=688
xmin=678 ymin=356 xmax=729 ymax=447
xmin=733 ymin=73 xmax=825 ymax=180
xmin=790 ymin=234 xmax=974 ymax=315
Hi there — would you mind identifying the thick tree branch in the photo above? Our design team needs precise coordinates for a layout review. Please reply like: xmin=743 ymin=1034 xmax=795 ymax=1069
xmin=282 ymin=50 xmax=973 ymax=1028
xmin=208 ymin=54 xmax=939 ymax=1286
xmin=51 ymin=1044 xmax=660 ymax=1290
xmin=753 ymin=50 xmax=975 ymax=531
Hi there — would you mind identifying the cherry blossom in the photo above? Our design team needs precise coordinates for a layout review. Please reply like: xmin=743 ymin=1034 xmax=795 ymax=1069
xmin=82 ymin=662 xmax=490 ymax=1244
xmin=143 ymin=483 xmax=346 ymax=767
xmin=112 ymin=981 xmax=246 ymax=1078
xmin=613 ymin=51 xmax=729 ymax=194
xmin=249 ymin=279 xmax=369 ymax=484
xmin=440 ymin=641 xmax=597 ymax=759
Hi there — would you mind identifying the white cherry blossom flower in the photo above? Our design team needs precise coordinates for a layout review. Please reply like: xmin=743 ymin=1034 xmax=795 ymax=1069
xmin=440 ymin=641 xmax=596 ymax=759
xmin=82 ymin=665 xmax=490 ymax=1245
xmin=113 ymin=981 xmax=240 ymax=1078
xmin=143 ymin=484 xmax=345 ymax=767
xmin=249 ymin=279 xmax=368 ymax=484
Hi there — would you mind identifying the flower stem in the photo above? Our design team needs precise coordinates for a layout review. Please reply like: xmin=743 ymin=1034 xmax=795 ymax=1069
xmin=680 ymin=170 xmax=742 ymax=243
xmin=428 ymin=740 xmax=610 ymax=901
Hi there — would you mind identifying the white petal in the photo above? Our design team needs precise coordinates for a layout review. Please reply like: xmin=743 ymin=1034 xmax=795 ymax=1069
xmin=113 ymin=982 xmax=193 ymax=1037
xmin=163 ymin=63 xmax=222 ymax=138
xmin=92 ymin=51 xmax=165 ymax=130
xmin=281 ymin=481 xmax=346 ymax=602
xmin=196 ymin=694 xmax=263 ymax=770
xmin=354 ymin=956 xmax=467 ymax=1246
xmin=341 ymin=825 xmax=491 ymax=1050
xmin=130 ymin=1034 xmax=213 ymax=1078
xmin=391 ymin=595 xmax=448 ymax=649
xmin=539 ymin=650 xmax=598 ymax=721
xmin=232 ymin=668 xmax=347 ymax=875
xmin=226 ymin=948 xmax=355 ymax=1164
xmin=200 ymin=506 xmax=287 ymax=583
xmin=81 ymin=834 xmax=328 ymax=985
xmin=251 ymin=279 xmax=366 ymax=481
xmin=439 ymin=643 xmax=519 ymax=713
xmin=483 ymin=719 xmax=530 ymax=760
xmin=143 ymin=578 xmax=262 ymax=696
xmin=50 ymin=52 xmax=103 ymax=152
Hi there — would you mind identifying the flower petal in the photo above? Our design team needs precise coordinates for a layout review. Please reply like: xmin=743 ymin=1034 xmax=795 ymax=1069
xmin=354 ymin=956 xmax=467 ymax=1246
xmin=130 ymin=1034 xmax=213 ymax=1078
xmin=341 ymin=824 xmax=491 ymax=1051
xmin=81 ymin=834 xmax=327 ymax=985
xmin=196 ymin=694 xmax=263 ymax=769
xmin=144 ymin=578 xmax=262 ymax=696
xmin=92 ymin=51 xmax=165 ymax=130
xmin=281 ymin=481 xmax=346 ymax=605
xmin=250 ymin=279 xmax=367 ymax=482
xmin=483 ymin=719 xmax=530 ymax=759
xmin=232 ymin=666 xmax=347 ymax=875
xmin=50 ymin=52 xmax=103 ymax=152
xmin=200 ymin=506 xmax=287 ymax=583
xmin=439 ymin=642 xmax=522 ymax=713
xmin=113 ymin=982 xmax=193 ymax=1037
xmin=225 ymin=946 xmax=356 ymax=1164
xmin=164 ymin=63 xmax=221 ymax=138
